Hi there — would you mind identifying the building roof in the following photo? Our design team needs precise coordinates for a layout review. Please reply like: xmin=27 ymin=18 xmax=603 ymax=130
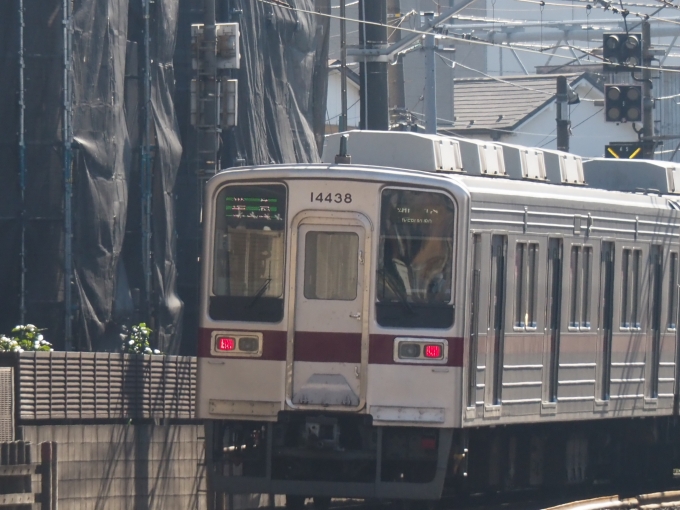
xmin=439 ymin=72 xmax=601 ymax=136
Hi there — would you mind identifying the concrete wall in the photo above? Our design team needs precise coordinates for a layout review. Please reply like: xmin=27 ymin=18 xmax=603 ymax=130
xmin=22 ymin=423 xmax=206 ymax=510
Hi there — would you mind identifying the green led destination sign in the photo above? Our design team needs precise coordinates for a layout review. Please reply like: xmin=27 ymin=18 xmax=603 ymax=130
xmin=224 ymin=194 xmax=283 ymax=222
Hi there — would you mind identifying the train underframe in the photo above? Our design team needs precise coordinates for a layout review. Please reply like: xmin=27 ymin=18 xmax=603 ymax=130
xmin=205 ymin=414 xmax=680 ymax=504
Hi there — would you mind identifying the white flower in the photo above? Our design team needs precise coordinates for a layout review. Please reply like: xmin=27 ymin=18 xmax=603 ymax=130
xmin=128 ymin=339 xmax=134 ymax=345
xmin=37 ymin=334 xmax=43 ymax=341
xmin=153 ymin=349 xmax=160 ymax=354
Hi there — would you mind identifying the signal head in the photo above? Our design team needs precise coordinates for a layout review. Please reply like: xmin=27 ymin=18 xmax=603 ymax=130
xmin=606 ymin=86 xmax=622 ymax=101
xmin=624 ymin=35 xmax=639 ymax=50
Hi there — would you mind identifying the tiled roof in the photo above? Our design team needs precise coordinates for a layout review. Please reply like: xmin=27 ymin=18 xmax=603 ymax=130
xmin=445 ymin=74 xmax=582 ymax=132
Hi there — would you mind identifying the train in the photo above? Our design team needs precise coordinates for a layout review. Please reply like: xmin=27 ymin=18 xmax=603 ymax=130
xmin=196 ymin=130 xmax=680 ymax=507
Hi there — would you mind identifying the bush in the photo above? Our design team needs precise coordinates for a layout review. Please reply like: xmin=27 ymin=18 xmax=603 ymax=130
xmin=0 ymin=324 xmax=52 ymax=352
xmin=121 ymin=323 xmax=161 ymax=355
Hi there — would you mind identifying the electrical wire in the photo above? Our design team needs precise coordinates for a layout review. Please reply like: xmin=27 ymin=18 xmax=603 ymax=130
xmin=256 ymin=0 xmax=680 ymax=72
xmin=438 ymin=53 xmax=600 ymax=102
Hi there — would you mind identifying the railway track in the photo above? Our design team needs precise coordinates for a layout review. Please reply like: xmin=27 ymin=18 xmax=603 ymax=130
xmin=317 ymin=488 xmax=680 ymax=510
xmin=545 ymin=490 xmax=680 ymax=510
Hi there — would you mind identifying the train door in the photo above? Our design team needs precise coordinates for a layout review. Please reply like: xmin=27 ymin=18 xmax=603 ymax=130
xmin=286 ymin=212 xmax=371 ymax=409
xmin=485 ymin=234 xmax=507 ymax=415
xmin=647 ymin=245 xmax=664 ymax=401
xmin=543 ymin=238 xmax=562 ymax=406
xmin=599 ymin=241 xmax=615 ymax=401
xmin=467 ymin=234 xmax=483 ymax=411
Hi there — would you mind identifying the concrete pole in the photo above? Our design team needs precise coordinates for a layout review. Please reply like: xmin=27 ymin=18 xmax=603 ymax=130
xmin=359 ymin=0 xmax=389 ymax=130
xmin=556 ymin=76 xmax=570 ymax=152
xmin=642 ymin=21 xmax=655 ymax=159
xmin=340 ymin=0 xmax=348 ymax=131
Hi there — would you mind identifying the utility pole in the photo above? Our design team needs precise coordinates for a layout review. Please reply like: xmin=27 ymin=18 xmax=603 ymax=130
xmin=556 ymin=76 xmax=570 ymax=152
xmin=359 ymin=0 xmax=389 ymax=130
xmin=387 ymin=0 xmax=405 ymax=120
xmin=424 ymin=12 xmax=437 ymax=134
xmin=641 ymin=21 xmax=655 ymax=159
xmin=340 ymin=0 xmax=348 ymax=132
xmin=200 ymin=0 xmax=219 ymax=174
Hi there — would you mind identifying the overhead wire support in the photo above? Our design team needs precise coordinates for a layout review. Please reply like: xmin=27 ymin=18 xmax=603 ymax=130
xmin=63 ymin=0 xmax=74 ymax=350
xmin=18 ymin=0 xmax=26 ymax=325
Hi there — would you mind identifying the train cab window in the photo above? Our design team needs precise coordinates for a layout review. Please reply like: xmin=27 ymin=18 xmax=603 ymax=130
xmin=569 ymin=245 xmax=592 ymax=331
xmin=376 ymin=188 xmax=455 ymax=328
xmin=304 ymin=232 xmax=359 ymax=300
xmin=514 ymin=243 xmax=538 ymax=330
xmin=620 ymin=248 xmax=642 ymax=330
xmin=669 ymin=252 xmax=678 ymax=331
xmin=209 ymin=184 xmax=287 ymax=322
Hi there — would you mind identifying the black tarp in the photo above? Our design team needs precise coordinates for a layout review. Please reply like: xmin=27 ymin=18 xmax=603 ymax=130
xmin=0 ymin=0 xmax=329 ymax=353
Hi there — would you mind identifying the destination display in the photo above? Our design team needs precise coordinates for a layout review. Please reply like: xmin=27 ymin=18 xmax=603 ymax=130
xmin=383 ymin=191 xmax=453 ymax=230
xmin=218 ymin=184 xmax=286 ymax=230
xmin=225 ymin=196 xmax=283 ymax=222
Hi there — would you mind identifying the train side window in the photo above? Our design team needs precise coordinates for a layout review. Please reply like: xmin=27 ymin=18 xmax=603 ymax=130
xmin=620 ymin=248 xmax=642 ymax=331
xmin=514 ymin=242 xmax=538 ymax=331
xmin=569 ymin=245 xmax=592 ymax=331
xmin=376 ymin=188 xmax=455 ymax=329
xmin=668 ymin=252 xmax=678 ymax=331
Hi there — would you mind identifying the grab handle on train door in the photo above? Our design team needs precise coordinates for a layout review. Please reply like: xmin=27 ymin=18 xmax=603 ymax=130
xmin=349 ymin=312 xmax=361 ymax=319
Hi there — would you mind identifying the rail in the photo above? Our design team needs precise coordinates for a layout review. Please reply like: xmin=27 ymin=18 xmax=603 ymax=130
xmin=545 ymin=490 xmax=680 ymax=510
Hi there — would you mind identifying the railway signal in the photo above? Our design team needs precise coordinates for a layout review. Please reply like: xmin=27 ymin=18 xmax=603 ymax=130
xmin=604 ymin=85 xmax=642 ymax=123
xmin=603 ymin=33 xmax=642 ymax=72
xmin=605 ymin=142 xmax=644 ymax=159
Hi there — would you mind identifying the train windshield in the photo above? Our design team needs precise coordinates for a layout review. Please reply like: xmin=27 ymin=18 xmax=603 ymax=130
xmin=210 ymin=184 xmax=287 ymax=322
xmin=377 ymin=188 xmax=455 ymax=328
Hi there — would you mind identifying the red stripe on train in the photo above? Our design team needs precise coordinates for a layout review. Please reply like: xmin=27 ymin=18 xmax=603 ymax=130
xmin=198 ymin=328 xmax=463 ymax=367
xmin=294 ymin=332 xmax=362 ymax=363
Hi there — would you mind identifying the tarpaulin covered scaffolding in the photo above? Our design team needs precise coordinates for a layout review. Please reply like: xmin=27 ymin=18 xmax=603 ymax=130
xmin=0 ymin=0 xmax=329 ymax=353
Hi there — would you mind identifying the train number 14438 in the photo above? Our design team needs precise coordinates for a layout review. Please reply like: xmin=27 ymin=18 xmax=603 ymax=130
xmin=311 ymin=192 xmax=352 ymax=204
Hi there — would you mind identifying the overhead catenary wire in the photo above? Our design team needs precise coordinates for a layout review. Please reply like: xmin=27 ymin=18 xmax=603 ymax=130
xmin=437 ymin=52 xmax=600 ymax=102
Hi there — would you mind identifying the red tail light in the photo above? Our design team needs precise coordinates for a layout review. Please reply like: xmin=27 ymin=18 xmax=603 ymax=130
xmin=217 ymin=337 xmax=236 ymax=351
xmin=424 ymin=344 xmax=442 ymax=358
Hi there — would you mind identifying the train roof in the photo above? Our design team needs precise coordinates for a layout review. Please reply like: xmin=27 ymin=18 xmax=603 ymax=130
xmin=584 ymin=158 xmax=680 ymax=195
xmin=213 ymin=162 xmax=677 ymax=217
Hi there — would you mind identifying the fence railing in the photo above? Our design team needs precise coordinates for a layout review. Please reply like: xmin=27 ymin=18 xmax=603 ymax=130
xmin=0 ymin=441 xmax=57 ymax=508
xmin=11 ymin=352 xmax=196 ymax=422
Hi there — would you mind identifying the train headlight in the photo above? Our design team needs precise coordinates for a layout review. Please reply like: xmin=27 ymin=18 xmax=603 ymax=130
xmin=238 ymin=336 xmax=259 ymax=352
xmin=394 ymin=338 xmax=448 ymax=364
xmin=398 ymin=342 xmax=421 ymax=358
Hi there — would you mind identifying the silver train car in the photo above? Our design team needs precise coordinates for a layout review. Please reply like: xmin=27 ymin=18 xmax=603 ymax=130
xmin=197 ymin=130 xmax=680 ymax=505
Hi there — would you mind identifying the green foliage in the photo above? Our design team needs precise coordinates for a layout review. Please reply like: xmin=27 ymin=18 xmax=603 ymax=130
xmin=0 ymin=324 xmax=52 ymax=352
xmin=121 ymin=323 xmax=161 ymax=355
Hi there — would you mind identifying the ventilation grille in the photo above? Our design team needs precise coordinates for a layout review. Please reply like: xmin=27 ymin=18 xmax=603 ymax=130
xmin=18 ymin=353 xmax=195 ymax=421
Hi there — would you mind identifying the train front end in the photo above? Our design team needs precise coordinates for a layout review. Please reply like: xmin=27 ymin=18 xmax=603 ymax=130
xmin=197 ymin=164 xmax=467 ymax=501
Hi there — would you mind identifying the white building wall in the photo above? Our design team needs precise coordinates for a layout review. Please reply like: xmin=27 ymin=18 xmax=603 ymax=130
xmin=498 ymin=80 xmax=639 ymax=158
xmin=326 ymin=69 xmax=361 ymax=131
